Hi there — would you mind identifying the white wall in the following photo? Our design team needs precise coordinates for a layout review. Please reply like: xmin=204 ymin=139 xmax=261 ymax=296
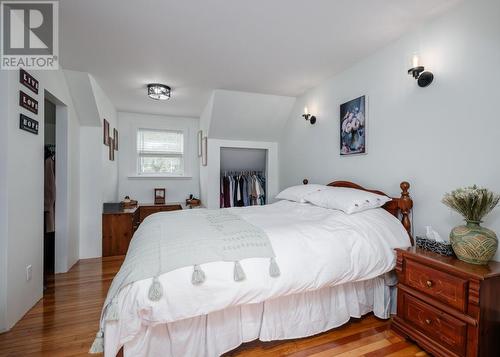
xmin=0 ymin=68 xmax=119 ymax=330
xmin=78 ymin=126 xmax=104 ymax=259
xmin=220 ymin=148 xmax=267 ymax=172
xmin=280 ymin=0 xmax=500 ymax=261
xmin=209 ymin=90 xmax=295 ymax=141
xmin=90 ymin=77 xmax=119 ymax=202
xmin=118 ymin=112 xmax=200 ymax=203
xmin=73 ymin=73 xmax=118 ymax=259
xmin=0 ymin=70 xmax=9 ymax=332
xmin=199 ymin=94 xmax=214 ymax=206
xmin=63 ymin=71 xmax=101 ymax=126
xmin=204 ymin=139 xmax=279 ymax=209
xmin=1 ymin=68 xmax=82 ymax=330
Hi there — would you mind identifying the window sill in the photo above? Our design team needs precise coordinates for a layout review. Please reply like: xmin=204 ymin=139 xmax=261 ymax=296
xmin=127 ymin=175 xmax=193 ymax=179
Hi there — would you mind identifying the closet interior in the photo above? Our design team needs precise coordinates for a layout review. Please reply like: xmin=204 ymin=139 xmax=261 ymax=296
xmin=220 ymin=147 xmax=267 ymax=208
xmin=44 ymin=98 xmax=56 ymax=288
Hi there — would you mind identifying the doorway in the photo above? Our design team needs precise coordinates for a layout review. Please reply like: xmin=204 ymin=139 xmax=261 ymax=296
xmin=43 ymin=98 xmax=56 ymax=288
xmin=43 ymin=90 xmax=70 ymax=289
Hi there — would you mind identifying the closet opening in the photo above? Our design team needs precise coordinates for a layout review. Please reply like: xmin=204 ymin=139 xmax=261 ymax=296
xmin=220 ymin=147 xmax=267 ymax=208
xmin=43 ymin=90 xmax=70 ymax=286
xmin=43 ymin=98 xmax=56 ymax=288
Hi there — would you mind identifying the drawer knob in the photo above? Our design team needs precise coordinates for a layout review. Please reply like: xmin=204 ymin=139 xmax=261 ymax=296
xmin=426 ymin=280 xmax=433 ymax=288
xmin=425 ymin=318 xmax=432 ymax=325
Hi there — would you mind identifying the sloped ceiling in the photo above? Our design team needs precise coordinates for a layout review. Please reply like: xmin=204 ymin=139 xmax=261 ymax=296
xmin=63 ymin=70 xmax=101 ymax=127
xmin=207 ymin=90 xmax=295 ymax=142
xmin=59 ymin=0 xmax=462 ymax=117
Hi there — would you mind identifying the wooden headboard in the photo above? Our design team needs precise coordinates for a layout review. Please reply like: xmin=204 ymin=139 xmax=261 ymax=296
xmin=303 ymin=179 xmax=414 ymax=245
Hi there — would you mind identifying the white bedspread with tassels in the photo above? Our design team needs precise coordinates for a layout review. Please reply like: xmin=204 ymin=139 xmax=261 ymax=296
xmin=93 ymin=201 xmax=412 ymax=355
xmin=90 ymin=209 xmax=279 ymax=353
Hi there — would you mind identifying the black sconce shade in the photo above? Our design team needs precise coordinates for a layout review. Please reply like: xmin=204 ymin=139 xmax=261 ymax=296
xmin=302 ymin=113 xmax=316 ymax=124
xmin=408 ymin=66 xmax=434 ymax=87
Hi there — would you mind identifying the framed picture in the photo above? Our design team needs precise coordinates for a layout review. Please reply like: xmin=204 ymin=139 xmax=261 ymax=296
xmin=113 ymin=128 xmax=118 ymax=150
xmin=340 ymin=95 xmax=366 ymax=156
xmin=103 ymin=119 xmax=110 ymax=146
xmin=197 ymin=130 xmax=203 ymax=157
xmin=109 ymin=137 xmax=115 ymax=161
xmin=154 ymin=188 xmax=166 ymax=204
xmin=201 ymin=137 xmax=207 ymax=166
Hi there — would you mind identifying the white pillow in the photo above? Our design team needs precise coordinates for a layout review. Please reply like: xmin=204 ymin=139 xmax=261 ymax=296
xmin=276 ymin=184 xmax=328 ymax=203
xmin=304 ymin=186 xmax=391 ymax=214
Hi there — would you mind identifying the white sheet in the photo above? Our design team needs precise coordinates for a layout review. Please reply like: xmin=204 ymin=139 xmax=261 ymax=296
xmin=106 ymin=200 xmax=410 ymax=355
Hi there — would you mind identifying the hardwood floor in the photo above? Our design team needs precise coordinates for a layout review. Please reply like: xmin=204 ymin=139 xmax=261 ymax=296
xmin=0 ymin=257 xmax=426 ymax=357
xmin=0 ymin=256 xmax=122 ymax=357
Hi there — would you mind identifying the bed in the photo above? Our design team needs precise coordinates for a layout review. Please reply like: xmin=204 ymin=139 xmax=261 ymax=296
xmin=98 ymin=180 xmax=414 ymax=357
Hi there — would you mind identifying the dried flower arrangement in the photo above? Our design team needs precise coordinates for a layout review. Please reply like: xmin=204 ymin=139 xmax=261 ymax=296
xmin=442 ymin=185 xmax=499 ymax=223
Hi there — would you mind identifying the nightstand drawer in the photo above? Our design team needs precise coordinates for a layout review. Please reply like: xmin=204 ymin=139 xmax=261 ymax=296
xmin=405 ymin=259 xmax=468 ymax=312
xmin=401 ymin=291 xmax=467 ymax=356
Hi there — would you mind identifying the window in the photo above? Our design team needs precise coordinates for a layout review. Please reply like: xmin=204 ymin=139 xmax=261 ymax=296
xmin=137 ymin=129 xmax=184 ymax=176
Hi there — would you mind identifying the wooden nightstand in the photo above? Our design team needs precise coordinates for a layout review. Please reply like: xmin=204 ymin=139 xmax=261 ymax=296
xmin=392 ymin=247 xmax=500 ymax=357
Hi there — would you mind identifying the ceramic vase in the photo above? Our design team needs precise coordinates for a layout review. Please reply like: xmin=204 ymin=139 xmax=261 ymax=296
xmin=450 ymin=221 xmax=498 ymax=265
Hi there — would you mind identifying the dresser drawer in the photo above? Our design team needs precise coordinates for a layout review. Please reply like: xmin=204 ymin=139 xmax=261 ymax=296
xmin=405 ymin=259 xmax=468 ymax=312
xmin=401 ymin=291 xmax=467 ymax=356
xmin=139 ymin=204 xmax=182 ymax=222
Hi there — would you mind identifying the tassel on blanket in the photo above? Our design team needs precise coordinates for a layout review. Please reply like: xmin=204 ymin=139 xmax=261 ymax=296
xmin=105 ymin=298 xmax=119 ymax=321
xmin=148 ymin=276 xmax=163 ymax=301
xmin=89 ymin=330 xmax=104 ymax=354
xmin=269 ymin=257 xmax=280 ymax=278
xmin=191 ymin=265 xmax=206 ymax=285
xmin=233 ymin=261 xmax=246 ymax=281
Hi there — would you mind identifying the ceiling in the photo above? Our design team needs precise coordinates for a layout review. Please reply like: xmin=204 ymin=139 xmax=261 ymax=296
xmin=59 ymin=0 xmax=461 ymax=118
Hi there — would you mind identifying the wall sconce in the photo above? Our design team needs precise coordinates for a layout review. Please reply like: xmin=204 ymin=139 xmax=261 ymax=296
xmin=408 ymin=54 xmax=434 ymax=88
xmin=302 ymin=107 xmax=316 ymax=125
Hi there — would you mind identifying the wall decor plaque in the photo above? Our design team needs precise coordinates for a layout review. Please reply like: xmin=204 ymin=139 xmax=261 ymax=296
xmin=113 ymin=128 xmax=118 ymax=150
xmin=19 ymin=69 xmax=39 ymax=94
xmin=19 ymin=114 xmax=39 ymax=135
xmin=103 ymin=119 xmax=110 ymax=145
xmin=19 ymin=91 xmax=39 ymax=114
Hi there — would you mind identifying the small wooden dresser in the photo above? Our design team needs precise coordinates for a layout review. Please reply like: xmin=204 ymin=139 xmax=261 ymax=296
xmin=392 ymin=247 xmax=500 ymax=357
xmin=102 ymin=202 xmax=183 ymax=257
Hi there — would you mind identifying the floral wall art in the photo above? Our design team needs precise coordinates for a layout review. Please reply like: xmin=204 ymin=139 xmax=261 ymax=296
xmin=340 ymin=95 xmax=366 ymax=156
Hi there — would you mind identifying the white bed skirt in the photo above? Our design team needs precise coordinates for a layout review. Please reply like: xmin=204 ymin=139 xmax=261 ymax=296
xmin=105 ymin=276 xmax=395 ymax=357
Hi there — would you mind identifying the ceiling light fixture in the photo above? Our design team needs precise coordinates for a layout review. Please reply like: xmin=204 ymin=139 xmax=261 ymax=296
xmin=147 ymin=83 xmax=171 ymax=100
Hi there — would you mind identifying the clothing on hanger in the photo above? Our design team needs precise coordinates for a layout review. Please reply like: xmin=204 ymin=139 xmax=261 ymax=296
xmin=220 ymin=170 xmax=266 ymax=208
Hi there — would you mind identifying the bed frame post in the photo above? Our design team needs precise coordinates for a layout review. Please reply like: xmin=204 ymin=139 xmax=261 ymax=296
xmin=399 ymin=181 xmax=414 ymax=245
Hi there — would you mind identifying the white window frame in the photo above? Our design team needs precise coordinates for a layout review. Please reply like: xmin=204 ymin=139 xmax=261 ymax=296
xmin=136 ymin=128 xmax=187 ymax=177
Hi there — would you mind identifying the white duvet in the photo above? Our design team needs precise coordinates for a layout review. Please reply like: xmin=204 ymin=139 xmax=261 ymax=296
xmin=112 ymin=200 xmax=410 ymax=344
